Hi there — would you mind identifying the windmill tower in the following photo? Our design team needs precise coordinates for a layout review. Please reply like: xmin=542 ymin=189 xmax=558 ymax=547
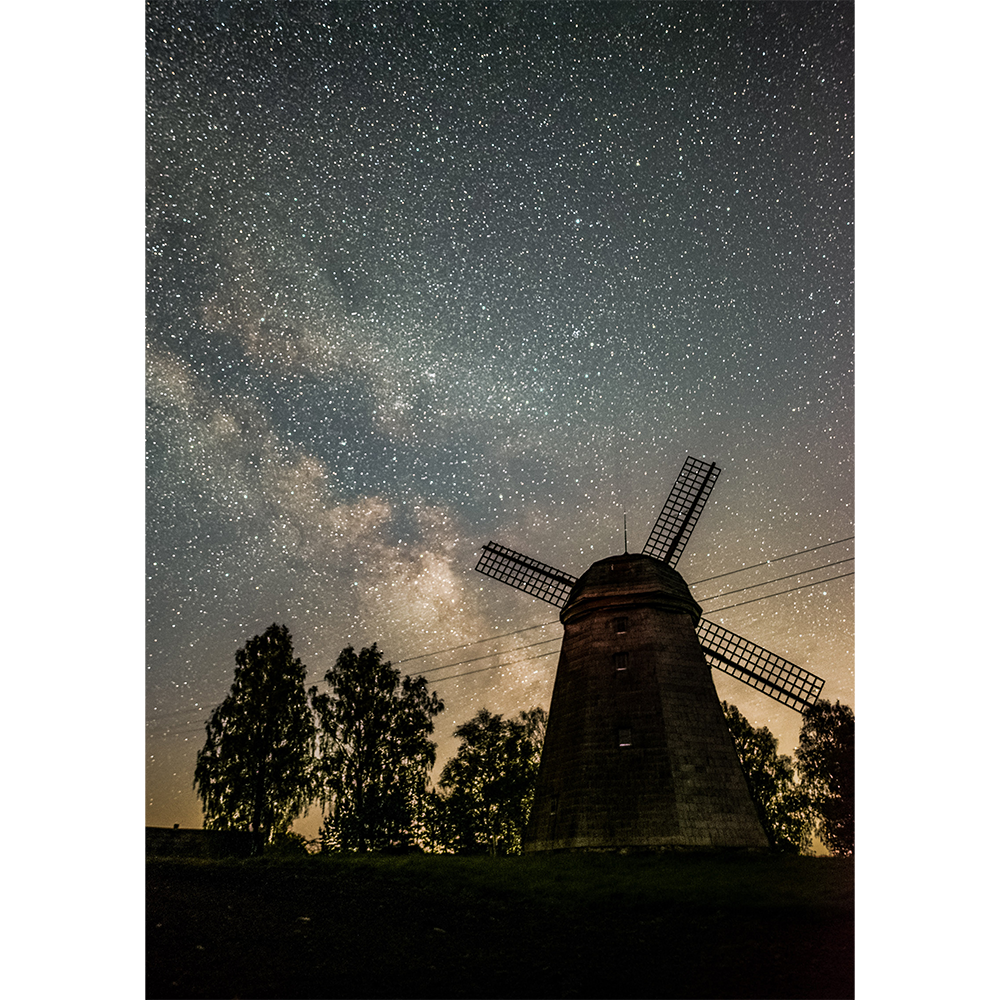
xmin=476 ymin=456 xmax=825 ymax=852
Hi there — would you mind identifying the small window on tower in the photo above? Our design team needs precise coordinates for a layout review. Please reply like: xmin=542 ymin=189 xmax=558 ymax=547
xmin=612 ymin=616 xmax=629 ymax=633
xmin=618 ymin=727 xmax=632 ymax=747
xmin=614 ymin=652 xmax=629 ymax=672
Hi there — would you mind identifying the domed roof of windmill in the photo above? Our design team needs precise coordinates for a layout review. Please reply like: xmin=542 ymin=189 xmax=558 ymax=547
xmin=561 ymin=553 xmax=702 ymax=626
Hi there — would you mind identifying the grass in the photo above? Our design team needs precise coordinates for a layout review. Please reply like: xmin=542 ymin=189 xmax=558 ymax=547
xmin=147 ymin=851 xmax=853 ymax=999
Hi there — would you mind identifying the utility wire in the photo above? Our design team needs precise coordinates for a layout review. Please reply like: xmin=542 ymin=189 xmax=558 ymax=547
xmin=422 ymin=567 xmax=856 ymax=682
xmin=147 ymin=565 xmax=854 ymax=731
xmin=145 ymin=640 xmax=563 ymax=729
xmin=395 ymin=537 xmax=855 ymax=667
xmin=148 ymin=564 xmax=853 ymax=731
xmin=702 ymin=571 xmax=855 ymax=613
xmin=418 ymin=635 xmax=562 ymax=676
xmin=430 ymin=649 xmax=560 ymax=684
xmin=152 ymin=642 xmax=564 ymax=730
xmin=694 ymin=557 xmax=854 ymax=602
xmin=393 ymin=620 xmax=561 ymax=666
xmin=427 ymin=571 xmax=856 ymax=685
xmin=146 ymin=542 xmax=855 ymax=726
xmin=688 ymin=536 xmax=854 ymax=586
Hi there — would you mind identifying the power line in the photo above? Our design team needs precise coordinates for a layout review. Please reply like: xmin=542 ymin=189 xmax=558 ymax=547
xmin=147 ymin=567 xmax=855 ymax=729
xmin=393 ymin=620 xmax=561 ymax=666
xmin=147 ymin=704 xmax=212 ymax=722
xmin=147 ymin=723 xmax=204 ymax=738
xmin=146 ymin=542 xmax=855 ymax=724
xmin=702 ymin=571 xmax=855 ymax=613
xmin=394 ymin=537 xmax=856 ymax=668
xmin=429 ymin=648 xmax=560 ymax=684
xmin=418 ymin=635 xmax=562 ymax=675
xmin=149 ymin=566 xmax=855 ymax=733
xmin=144 ymin=639 xmax=563 ymax=727
xmin=688 ymin=536 xmax=854 ymax=586
xmin=147 ymin=644 xmax=564 ymax=730
xmin=694 ymin=557 xmax=854 ymax=602
xmin=425 ymin=572 xmax=856 ymax=686
xmin=394 ymin=544 xmax=855 ymax=672
xmin=418 ymin=563 xmax=855 ymax=682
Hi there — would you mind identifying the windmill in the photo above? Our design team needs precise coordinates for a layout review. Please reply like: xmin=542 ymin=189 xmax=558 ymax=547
xmin=475 ymin=455 xmax=825 ymax=851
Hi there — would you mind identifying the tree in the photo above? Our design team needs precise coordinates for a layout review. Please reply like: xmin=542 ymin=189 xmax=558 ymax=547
xmin=194 ymin=624 xmax=316 ymax=854
xmin=722 ymin=701 xmax=815 ymax=854
xmin=310 ymin=643 xmax=444 ymax=852
xmin=796 ymin=699 xmax=855 ymax=856
xmin=433 ymin=707 xmax=547 ymax=855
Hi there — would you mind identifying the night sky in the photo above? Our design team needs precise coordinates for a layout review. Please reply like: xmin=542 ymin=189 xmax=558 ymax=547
xmin=146 ymin=1 xmax=854 ymax=838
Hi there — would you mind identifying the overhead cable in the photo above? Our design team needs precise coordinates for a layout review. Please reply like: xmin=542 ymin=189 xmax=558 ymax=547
xmin=693 ymin=557 xmax=854 ymax=602
xmin=688 ymin=536 xmax=854 ymax=586
xmin=393 ymin=620 xmax=560 ymax=666
xmin=702 ymin=571 xmax=855 ymax=613
xmin=146 ymin=543 xmax=855 ymax=725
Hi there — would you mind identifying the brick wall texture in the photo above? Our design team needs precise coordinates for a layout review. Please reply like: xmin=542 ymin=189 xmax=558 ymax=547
xmin=525 ymin=554 xmax=769 ymax=851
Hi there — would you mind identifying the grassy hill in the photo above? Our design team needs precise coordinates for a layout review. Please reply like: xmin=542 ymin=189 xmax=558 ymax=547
xmin=146 ymin=851 xmax=853 ymax=999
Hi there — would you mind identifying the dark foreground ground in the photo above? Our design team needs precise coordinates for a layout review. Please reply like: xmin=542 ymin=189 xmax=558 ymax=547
xmin=147 ymin=851 xmax=853 ymax=1000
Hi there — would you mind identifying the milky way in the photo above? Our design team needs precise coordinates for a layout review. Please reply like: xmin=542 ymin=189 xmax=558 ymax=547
xmin=146 ymin=1 xmax=854 ymax=836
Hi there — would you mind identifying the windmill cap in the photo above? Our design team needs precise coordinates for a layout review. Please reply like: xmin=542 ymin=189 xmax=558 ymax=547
xmin=560 ymin=553 xmax=702 ymax=626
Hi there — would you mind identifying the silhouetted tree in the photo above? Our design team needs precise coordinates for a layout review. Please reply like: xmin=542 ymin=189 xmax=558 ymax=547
xmin=310 ymin=643 xmax=444 ymax=851
xmin=433 ymin=707 xmax=547 ymax=855
xmin=796 ymin=699 xmax=855 ymax=856
xmin=194 ymin=624 xmax=316 ymax=854
xmin=722 ymin=701 xmax=815 ymax=853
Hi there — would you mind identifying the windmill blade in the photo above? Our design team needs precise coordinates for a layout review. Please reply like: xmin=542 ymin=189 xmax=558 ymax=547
xmin=696 ymin=618 xmax=825 ymax=714
xmin=643 ymin=456 xmax=721 ymax=567
xmin=476 ymin=542 xmax=578 ymax=607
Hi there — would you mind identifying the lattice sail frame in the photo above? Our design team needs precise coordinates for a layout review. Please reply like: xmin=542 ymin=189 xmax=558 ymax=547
xmin=475 ymin=542 xmax=579 ymax=607
xmin=643 ymin=456 xmax=721 ymax=567
xmin=696 ymin=618 xmax=825 ymax=713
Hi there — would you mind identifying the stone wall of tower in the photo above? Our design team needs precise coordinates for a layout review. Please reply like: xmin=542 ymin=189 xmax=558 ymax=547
xmin=525 ymin=554 xmax=768 ymax=851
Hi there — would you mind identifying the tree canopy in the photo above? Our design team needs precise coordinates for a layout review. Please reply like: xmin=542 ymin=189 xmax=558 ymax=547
xmin=193 ymin=624 xmax=316 ymax=853
xmin=310 ymin=643 xmax=444 ymax=851
xmin=796 ymin=699 xmax=855 ymax=856
xmin=433 ymin=707 xmax=547 ymax=855
xmin=722 ymin=700 xmax=814 ymax=854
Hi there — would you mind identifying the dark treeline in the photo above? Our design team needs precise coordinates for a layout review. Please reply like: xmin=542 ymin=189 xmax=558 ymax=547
xmin=723 ymin=699 xmax=854 ymax=856
xmin=194 ymin=624 xmax=853 ymax=856
xmin=193 ymin=624 xmax=544 ymax=855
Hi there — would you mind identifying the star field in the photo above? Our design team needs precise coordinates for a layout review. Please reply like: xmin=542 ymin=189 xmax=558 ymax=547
xmin=146 ymin=1 xmax=854 ymax=837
